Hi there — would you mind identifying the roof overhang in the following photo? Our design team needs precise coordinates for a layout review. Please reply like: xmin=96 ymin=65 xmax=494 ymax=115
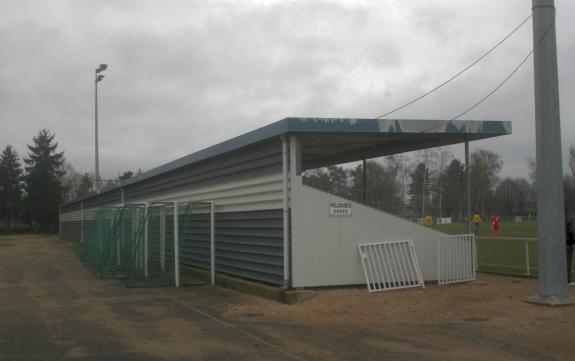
xmin=62 ymin=117 xmax=511 ymax=206
xmin=116 ymin=117 xmax=512 ymax=186
xmin=136 ymin=117 xmax=511 ymax=182
xmin=286 ymin=118 xmax=511 ymax=170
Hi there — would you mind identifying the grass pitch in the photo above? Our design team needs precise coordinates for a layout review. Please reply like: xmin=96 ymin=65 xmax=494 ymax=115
xmin=435 ymin=222 xmax=546 ymax=276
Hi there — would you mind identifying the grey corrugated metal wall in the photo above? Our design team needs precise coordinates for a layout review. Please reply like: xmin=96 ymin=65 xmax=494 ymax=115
xmin=149 ymin=210 xmax=284 ymax=285
xmin=61 ymin=221 xmax=81 ymax=242
xmin=60 ymin=139 xmax=286 ymax=285
xmin=192 ymin=210 xmax=283 ymax=285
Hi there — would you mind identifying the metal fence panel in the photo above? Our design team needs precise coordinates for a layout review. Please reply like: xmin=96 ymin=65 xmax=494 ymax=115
xmin=358 ymin=240 xmax=425 ymax=293
xmin=77 ymin=201 xmax=216 ymax=288
xmin=437 ymin=234 xmax=476 ymax=285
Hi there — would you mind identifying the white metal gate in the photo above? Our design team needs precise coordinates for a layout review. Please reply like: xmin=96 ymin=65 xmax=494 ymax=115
xmin=437 ymin=234 xmax=476 ymax=285
xmin=358 ymin=240 xmax=425 ymax=293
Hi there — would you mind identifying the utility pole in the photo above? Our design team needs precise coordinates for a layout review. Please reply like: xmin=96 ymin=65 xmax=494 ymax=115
xmin=527 ymin=0 xmax=574 ymax=306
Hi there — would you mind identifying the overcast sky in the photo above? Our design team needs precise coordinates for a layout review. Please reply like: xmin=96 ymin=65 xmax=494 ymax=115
xmin=1 ymin=0 xmax=574 ymax=180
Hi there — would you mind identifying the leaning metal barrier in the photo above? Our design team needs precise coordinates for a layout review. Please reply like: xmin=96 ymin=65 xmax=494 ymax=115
xmin=358 ymin=240 xmax=425 ymax=293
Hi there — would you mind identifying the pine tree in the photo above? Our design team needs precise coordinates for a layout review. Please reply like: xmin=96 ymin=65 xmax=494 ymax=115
xmin=24 ymin=129 xmax=65 ymax=231
xmin=0 ymin=145 xmax=24 ymax=230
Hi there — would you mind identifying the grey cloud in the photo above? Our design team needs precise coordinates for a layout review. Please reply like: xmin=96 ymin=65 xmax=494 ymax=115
xmin=0 ymin=0 xmax=573 ymax=181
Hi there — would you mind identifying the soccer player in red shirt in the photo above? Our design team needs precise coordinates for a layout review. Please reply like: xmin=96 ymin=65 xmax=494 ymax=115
xmin=491 ymin=212 xmax=501 ymax=234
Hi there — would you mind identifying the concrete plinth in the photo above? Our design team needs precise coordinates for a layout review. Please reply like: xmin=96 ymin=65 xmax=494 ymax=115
xmin=526 ymin=294 xmax=575 ymax=307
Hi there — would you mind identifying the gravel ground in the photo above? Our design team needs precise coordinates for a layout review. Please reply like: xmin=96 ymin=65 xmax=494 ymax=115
xmin=225 ymin=275 xmax=575 ymax=360
xmin=2 ymin=234 xmax=575 ymax=361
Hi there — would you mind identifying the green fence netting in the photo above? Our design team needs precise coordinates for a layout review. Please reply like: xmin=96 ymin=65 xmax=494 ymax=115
xmin=78 ymin=202 xmax=201 ymax=288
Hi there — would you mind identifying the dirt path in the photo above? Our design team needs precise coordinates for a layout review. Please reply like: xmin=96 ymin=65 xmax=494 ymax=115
xmin=0 ymin=235 xmax=297 ymax=361
xmin=1 ymin=234 xmax=574 ymax=361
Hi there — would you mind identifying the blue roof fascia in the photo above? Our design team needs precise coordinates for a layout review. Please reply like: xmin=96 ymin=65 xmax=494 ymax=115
xmin=283 ymin=117 xmax=511 ymax=135
xmin=118 ymin=117 xmax=510 ymax=187
xmin=63 ymin=117 xmax=511 ymax=206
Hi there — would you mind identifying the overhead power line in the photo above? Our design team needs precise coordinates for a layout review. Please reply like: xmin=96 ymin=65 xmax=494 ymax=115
xmin=449 ymin=50 xmax=534 ymax=121
xmin=332 ymin=13 xmax=533 ymax=136
xmin=419 ymin=51 xmax=534 ymax=133
xmin=317 ymin=14 xmax=535 ymax=166
xmin=373 ymin=14 xmax=533 ymax=120
xmin=421 ymin=16 xmax=556 ymax=133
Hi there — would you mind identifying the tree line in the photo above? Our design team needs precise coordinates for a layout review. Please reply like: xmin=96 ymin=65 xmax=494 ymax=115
xmin=0 ymin=129 xmax=141 ymax=233
xmin=2 ymin=129 xmax=575 ymax=232
xmin=1 ymin=130 xmax=64 ymax=232
xmin=304 ymin=146 xmax=575 ymax=222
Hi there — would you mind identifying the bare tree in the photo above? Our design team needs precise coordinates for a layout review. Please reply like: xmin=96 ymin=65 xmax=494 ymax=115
xmin=60 ymin=162 xmax=80 ymax=202
xmin=394 ymin=154 xmax=412 ymax=218
xmin=76 ymin=173 xmax=95 ymax=199
xmin=494 ymin=177 xmax=533 ymax=220
xmin=470 ymin=149 xmax=502 ymax=216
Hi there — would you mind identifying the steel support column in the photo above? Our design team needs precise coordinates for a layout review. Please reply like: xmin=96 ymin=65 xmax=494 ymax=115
xmin=173 ymin=201 xmax=180 ymax=287
xmin=362 ymin=158 xmax=367 ymax=204
xmin=528 ymin=0 xmax=574 ymax=305
xmin=210 ymin=201 xmax=216 ymax=286
xmin=465 ymin=140 xmax=471 ymax=234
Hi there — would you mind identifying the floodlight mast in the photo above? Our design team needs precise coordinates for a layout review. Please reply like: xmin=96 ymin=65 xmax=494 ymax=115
xmin=94 ymin=64 xmax=107 ymax=192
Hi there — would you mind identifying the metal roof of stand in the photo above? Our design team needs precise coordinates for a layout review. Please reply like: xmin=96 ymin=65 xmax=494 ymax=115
xmin=64 ymin=117 xmax=511 ymax=205
xmin=285 ymin=118 xmax=511 ymax=169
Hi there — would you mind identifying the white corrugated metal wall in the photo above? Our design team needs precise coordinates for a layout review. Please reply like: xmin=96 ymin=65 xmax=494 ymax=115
xmin=128 ymin=171 xmax=283 ymax=212
xmin=60 ymin=170 xmax=283 ymax=222
xmin=65 ymin=170 xmax=281 ymax=213
xmin=290 ymin=180 xmax=444 ymax=287
xmin=288 ymin=135 xmax=445 ymax=288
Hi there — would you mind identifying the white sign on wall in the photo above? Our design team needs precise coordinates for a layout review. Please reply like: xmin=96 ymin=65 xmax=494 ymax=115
xmin=329 ymin=201 xmax=352 ymax=216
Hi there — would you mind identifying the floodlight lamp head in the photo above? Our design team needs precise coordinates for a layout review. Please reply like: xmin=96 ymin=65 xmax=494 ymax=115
xmin=95 ymin=74 xmax=105 ymax=83
xmin=96 ymin=64 xmax=108 ymax=73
